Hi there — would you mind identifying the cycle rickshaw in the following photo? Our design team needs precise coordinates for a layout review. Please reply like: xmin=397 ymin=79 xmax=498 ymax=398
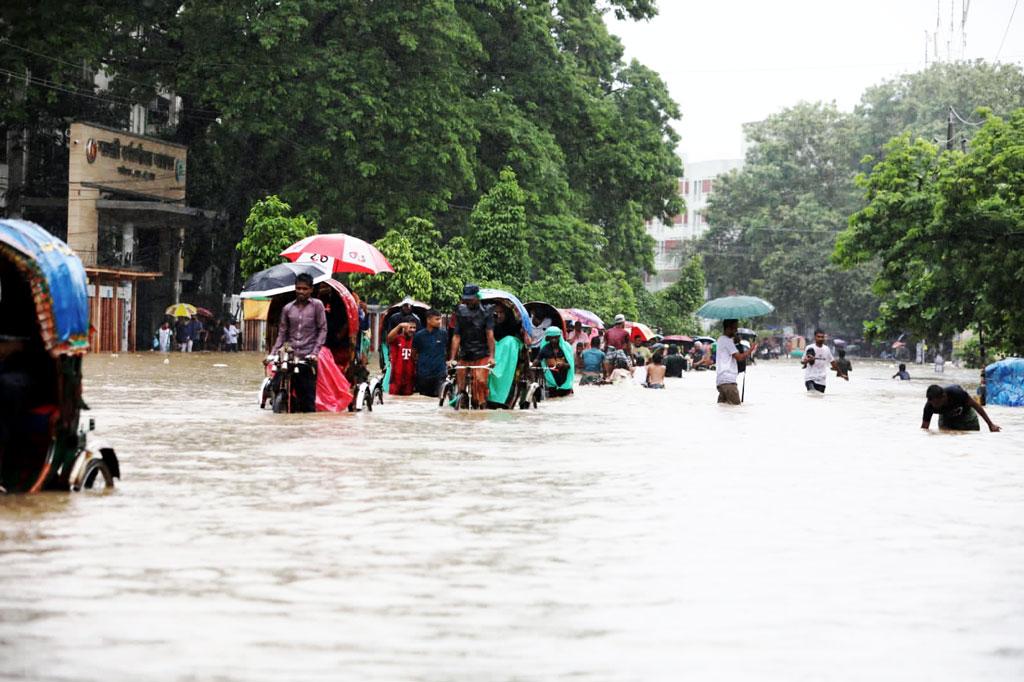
xmin=0 ymin=219 xmax=119 ymax=493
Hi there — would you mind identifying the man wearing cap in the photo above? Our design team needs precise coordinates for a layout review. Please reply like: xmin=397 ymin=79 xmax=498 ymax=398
xmin=449 ymin=284 xmax=495 ymax=408
xmin=603 ymin=314 xmax=632 ymax=356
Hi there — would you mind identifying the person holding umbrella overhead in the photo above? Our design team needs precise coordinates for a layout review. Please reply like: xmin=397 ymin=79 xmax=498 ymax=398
xmin=716 ymin=319 xmax=757 ymax=405
xmin=696 ymin=295 xmax=773 ymax=403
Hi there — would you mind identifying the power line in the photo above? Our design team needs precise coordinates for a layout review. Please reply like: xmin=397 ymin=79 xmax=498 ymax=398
xmin=0 ymin=66 xmax=222 ymax=125
xmin=995 ymin=0 xmax=1020 ymax=61
xmin=949 ymin=105 xmax=984 ymax=126
xmin=2 ymin=39 xmax=225 ymax=117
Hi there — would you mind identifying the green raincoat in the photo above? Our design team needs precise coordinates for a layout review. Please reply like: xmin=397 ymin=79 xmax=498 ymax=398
xmin=541 ymin=326 xmax=575 ymax=390
xmin=488 ymin=335 xmax=524 ymax=404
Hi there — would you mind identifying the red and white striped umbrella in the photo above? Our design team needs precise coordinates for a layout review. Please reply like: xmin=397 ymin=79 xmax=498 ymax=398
xmin=279 ymin=233 xmax=394 ymax=275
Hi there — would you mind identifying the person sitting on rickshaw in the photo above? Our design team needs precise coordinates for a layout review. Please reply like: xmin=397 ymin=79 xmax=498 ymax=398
xmin=487 ymin=302 xmax=528 ymax=407
xmin=537 ymin=326 xmax=575 ymax=397
xmin=385 ymin=297 xmax=422 ymax=335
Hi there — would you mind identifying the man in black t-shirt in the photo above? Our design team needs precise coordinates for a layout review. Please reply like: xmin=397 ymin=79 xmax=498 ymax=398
xmin=921 ymin=384 xmax=1001 ymax=432
xmin=664 ymin=345 xmax=687 ymax=377
xmin=449 ymin=284 xmax=495 ymax=408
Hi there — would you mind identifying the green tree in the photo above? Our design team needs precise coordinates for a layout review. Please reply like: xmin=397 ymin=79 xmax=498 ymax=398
xmin=836 ymin=109 xmax=1024 ymax=356
xmin=350 ymin=230 xmax=432 ymax=305
xmin=700 ymin=102 xmax=871 ymax=333
xmin=468 ymin=167 xmax=531 ymax=288
xmin=4 ymin=0 xmax=686 ymax=304
xmin=855 ymin=61 xmax=1024 ymax=160
xmin=387 ymin=216 xmax=469 ymax=309
xmin=236 ymin=195 xmax=317 ymax=280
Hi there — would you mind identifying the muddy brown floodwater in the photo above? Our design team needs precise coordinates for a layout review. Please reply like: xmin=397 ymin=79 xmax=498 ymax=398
xmin=1 ymin=352 xmax=1023 ymax=681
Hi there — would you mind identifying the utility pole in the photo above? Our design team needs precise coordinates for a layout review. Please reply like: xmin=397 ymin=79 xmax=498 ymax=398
xmin=947 ymin=106 xmax=955 ymax=151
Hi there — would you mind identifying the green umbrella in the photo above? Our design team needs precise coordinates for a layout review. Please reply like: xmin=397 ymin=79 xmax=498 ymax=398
xmin=696 ymin=295 xmax=774 ymax=320
xmin=696 ymin=295 xmax=774 ymax=405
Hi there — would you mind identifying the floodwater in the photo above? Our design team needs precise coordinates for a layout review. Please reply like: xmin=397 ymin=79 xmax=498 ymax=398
xmin=2 ymin=352 xmax=1023 ymax=681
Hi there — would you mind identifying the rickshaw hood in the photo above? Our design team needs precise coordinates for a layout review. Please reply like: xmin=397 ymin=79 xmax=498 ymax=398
xmin=0 ymin=219 xmax=90 ymax=355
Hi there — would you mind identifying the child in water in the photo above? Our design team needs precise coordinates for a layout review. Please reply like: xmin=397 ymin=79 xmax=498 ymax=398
xmin=645 ymin=351 xmax=666 ymax=388
xmin=892 ymin=363 xmax=911 ymax=381
xmin=834 ymin=348 xmax=852 ymax=381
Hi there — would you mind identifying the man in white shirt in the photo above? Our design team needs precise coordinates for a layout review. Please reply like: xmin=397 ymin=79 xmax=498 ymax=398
xmin=716 ymin=319 xmax=757 ymax=404
xmin=801 ymin=329 xmax=836 ymax=393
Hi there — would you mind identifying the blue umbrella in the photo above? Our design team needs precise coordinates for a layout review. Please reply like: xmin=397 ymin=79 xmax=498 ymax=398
xmin=696 ymin=295 xmax=774 ymax=320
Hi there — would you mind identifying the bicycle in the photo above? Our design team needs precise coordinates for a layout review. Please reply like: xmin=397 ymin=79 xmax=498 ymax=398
xmin=517 ymin=363 xmax=545 ymax=409
xmin=438 ymin=364 xmax=493 ymax=410
xmin=261 ymin=345 xmax=317 ymax=414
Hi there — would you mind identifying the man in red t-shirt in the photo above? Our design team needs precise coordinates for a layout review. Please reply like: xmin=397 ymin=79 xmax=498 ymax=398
xmin=387 ymin=321 xmax=417 ymax=395
xmin=603 ymin=314 xmax=632 ymax=356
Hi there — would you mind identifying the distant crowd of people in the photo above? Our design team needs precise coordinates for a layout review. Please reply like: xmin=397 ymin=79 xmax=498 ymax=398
xmin=155 ymin=316 xmax=240 ymax=353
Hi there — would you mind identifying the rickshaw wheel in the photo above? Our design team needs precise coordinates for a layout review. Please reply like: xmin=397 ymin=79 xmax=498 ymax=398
xmin=80 ymin=459 xmax=113 ymax=491
xmin=453 ymin=390 xmax=469 ymax=411
xmin=272 ymin=391 xmax=288 ymax=414
xmin=439 ymin=382 xmax=454 ymax=407
xmin=374 ymin=384 xmax=384 ymax=405
xmin=364 ymin=387 xmax=373 ymax=412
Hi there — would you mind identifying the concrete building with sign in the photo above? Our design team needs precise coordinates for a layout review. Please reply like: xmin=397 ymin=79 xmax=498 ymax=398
xmin=63 ymin=121 xmax=219 ymax=351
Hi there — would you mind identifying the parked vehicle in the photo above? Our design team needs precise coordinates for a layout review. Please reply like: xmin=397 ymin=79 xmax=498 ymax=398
xmin=0 ymin=219 xmax=119 ymax=493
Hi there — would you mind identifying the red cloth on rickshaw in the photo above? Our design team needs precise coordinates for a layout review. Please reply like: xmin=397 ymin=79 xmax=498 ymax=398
xmin=316 ymin=345 xmax=352 ymax=412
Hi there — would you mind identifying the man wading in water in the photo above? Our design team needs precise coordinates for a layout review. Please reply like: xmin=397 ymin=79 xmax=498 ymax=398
xmin=921 ymin=384 xmax=1001 ymax=432
xmin=715 ymin=319 xmax=757 ymax=405
xmin=801 ymin=329 xmax=836 ymax=394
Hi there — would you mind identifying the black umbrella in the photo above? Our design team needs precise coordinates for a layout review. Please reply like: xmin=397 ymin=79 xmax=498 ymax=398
xmin=241 ymin=262 xmax=331 ymax=298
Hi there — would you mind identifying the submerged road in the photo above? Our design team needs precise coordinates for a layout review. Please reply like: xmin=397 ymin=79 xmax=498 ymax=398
xmin=1 ymin=353 xmax=1022 ymax=681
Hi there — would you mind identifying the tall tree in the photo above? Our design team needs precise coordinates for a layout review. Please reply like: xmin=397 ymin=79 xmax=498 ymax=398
xmin=468 ymin=167 xmax=530 ymax=289
xmin=700 ymin=102 xmax=873 ymax=333
xmin=836 ymin=109 xmax=1024 ymax=356
xmin=236 ymin=195 xmax=317 ymax=280
xmin=855 ymin=61 xmax=1024 ymax=159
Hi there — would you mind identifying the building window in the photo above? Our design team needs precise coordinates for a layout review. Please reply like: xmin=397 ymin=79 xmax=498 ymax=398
xmin=684 ymin=180 xmax=690 ymax=195
xmin=702 ymin=179 xmax=712 ymax=193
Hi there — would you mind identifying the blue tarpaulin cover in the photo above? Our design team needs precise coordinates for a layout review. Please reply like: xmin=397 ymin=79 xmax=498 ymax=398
xmin=0 ymin=219 xmax=90 ymax=354
xmin=985 ymin=357 xmax=1024 ymax=407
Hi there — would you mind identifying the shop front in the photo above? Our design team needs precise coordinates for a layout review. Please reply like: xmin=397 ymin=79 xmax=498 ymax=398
xmin=65 ymin=122 xmax=219 ymax=351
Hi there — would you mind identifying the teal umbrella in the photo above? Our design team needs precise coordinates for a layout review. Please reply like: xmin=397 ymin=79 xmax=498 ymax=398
xmin=696 ymin=295 xmax=774 ymax=320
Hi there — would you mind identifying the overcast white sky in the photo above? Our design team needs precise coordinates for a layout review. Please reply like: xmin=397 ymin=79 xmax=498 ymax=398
xmin=607 ymin=0 xmax=1024 ymax=163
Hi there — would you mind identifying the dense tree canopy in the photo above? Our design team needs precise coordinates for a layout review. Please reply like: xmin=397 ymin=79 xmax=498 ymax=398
xmin=699 ymin=61 xmax=1024 ymax=337
xmin=2 ymin=0 xmax=683 ymax=297
xmin=836 ymin=110 xmax=1024 ymax=357
xmin=700 ymin=102 xmax=876 ymax=334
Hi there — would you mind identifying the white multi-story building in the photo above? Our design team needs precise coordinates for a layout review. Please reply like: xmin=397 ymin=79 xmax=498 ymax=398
xmin=645 ymin=158 xmax=743 ymax=291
